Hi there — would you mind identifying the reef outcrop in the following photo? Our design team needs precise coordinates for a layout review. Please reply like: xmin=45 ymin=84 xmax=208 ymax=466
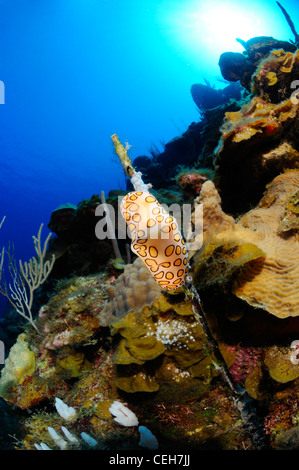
xmin=192 ymin=171 xmax=299 ymax=319
xmin=48 ymin=195 xmax=113 ymax=278
xmin=214 ymin=47 xmax=299 ymax=214
xmin=219 ymin=36 xmax=296 ymax=90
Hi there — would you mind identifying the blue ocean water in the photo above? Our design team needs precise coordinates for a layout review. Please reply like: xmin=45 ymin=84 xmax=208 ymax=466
xmin=0 ymin=0 xmax=297 ymax=316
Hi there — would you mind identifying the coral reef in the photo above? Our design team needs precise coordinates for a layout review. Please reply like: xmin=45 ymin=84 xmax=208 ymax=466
xmin=101 ymin=257 xmax=229 ymax=396
xmin=251 ymin=48 xmax=299 ymax=103
xmin=175 ymin=167 xmax=214 ymax=198
xmin=3 ymin=9 xmax=299 ymax=450
xmin=0 ymin=260 xmax=244 ymax=450
xmin=190 ymin=81 xmax=242 ymax=111
xmin=48 ymin=195 xmax=113 ymax=278
xmin=214 ymin=47 xmax=299 ymax=214
xmin=132 ymin=101 xmax=241 ymax=192
xmin=0 ymin=272 xmax=109 ymax=409
xmin=0 ymin=334 xmax=35 ymax=391
xmin=233 ymin=172 xmax=299 ymax=318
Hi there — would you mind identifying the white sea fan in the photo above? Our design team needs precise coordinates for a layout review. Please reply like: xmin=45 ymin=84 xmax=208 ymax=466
xmin=109 ymin=400 xmax=139 ymax=427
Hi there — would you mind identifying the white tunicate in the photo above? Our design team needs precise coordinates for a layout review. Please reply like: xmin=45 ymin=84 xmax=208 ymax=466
xmin=54 ymin=397 xmax=77 ymax=421
xmin=109 ymin=400 xmax=139 ymax=427
xmin=80 ymin=432 xmax=98 ymax=447
xmin=138 ymin=426 xmax=159 ymax=450
xmin=47 ymin=427 xmax=68 ymax=450
xmin=34 ymin=442 xmax=52 ymax=450
xmin=61 ymin=426 xmax=79 ymax=444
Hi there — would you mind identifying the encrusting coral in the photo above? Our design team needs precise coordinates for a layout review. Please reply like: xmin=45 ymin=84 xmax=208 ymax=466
xmin=243 ymin=343 xmax=299 ymax=400
xmin=242 ymin=342 xmax=299 ymax=448
xmin=279 ymin=189 xmax=299 ymax=232
xmin=4 ymin=13 xmax=299 ymax=448
xmin=0 ymin=334 xmax=35 ymax=391
xmin=175 ymin=167 xmax=214 ymax=198
xmin=192 ymin=170 xmax=299 ymax=319
xmin=251 ymin=49 xmax=299 ymax=103
xmin=233 ymin=171 xmax=299 ymax=318
xmin=47 ymin=194 xmax=113 ymax=278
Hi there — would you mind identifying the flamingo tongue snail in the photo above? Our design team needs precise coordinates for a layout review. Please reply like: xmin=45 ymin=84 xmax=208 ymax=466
xmin=120 ymin=190 xmax=189 ymax=291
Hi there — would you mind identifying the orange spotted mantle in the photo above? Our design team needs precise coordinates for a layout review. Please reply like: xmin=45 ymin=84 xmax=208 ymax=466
xmin=120 ymin=191 xmax=189 ymax=291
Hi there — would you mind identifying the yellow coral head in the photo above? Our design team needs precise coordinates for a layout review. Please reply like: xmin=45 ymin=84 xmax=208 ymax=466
xmin=120 ymin=191 xmax=189 ymax=291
